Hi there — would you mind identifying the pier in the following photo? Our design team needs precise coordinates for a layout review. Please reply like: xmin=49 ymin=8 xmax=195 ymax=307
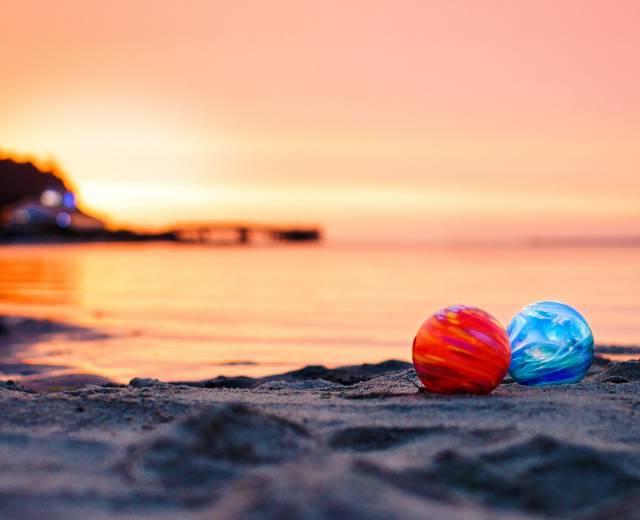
xmin=172 ymin=222 xmax=322 ymax=245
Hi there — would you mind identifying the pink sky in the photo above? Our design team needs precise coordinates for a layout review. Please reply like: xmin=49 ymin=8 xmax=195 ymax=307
xmin=1 ymin=0 xmax=639 ymax=241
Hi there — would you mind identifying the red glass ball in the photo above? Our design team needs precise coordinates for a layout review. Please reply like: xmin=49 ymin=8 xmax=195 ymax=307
xmin=412 ymin=305 xmax=511 ymax=394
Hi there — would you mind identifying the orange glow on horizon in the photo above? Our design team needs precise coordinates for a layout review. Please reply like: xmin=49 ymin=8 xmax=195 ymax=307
xmin=1 ymin=0 xmax=639 ymax=241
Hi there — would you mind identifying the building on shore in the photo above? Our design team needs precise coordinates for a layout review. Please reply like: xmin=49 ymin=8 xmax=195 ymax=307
xmin=0 ymin=158 xmax=105 ymax=236
xmin=2 ymin=192 xmax=105 ymax=234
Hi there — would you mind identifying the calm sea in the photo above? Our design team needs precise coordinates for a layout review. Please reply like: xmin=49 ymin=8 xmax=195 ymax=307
xmin=0 ymin=242 xmax=638 ymax=383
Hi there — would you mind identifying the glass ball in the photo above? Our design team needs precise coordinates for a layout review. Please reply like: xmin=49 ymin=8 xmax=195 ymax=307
xmin=508 ymin=301 xmax=594 ymax=386
xmin=412 ymin=305 xmax=511 ymax=394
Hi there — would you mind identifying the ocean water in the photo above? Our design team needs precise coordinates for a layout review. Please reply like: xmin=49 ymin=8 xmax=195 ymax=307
xmin=0 ymin=242 xmax=638 ymax=383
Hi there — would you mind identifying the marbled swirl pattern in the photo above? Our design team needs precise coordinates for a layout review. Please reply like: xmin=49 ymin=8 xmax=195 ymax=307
xmin=508 ymin=301 xmax=594 ymax=386
xmin=412 ymin=305 xmax=511 ymax=394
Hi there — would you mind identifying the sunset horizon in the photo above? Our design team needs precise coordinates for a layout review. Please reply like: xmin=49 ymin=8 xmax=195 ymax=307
xmin=3 ymin=0 xmax=639 ymax=242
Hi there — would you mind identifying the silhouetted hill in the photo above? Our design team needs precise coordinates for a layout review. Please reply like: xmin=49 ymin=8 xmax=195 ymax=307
xmin=0 ymin=158 xmax=70 ymax=209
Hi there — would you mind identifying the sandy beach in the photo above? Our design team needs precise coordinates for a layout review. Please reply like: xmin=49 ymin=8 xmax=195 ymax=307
xmin=1 ymin=318 xmax=639 ymax=519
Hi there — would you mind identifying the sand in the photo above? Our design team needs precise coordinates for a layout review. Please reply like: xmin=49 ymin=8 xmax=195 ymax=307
xmin=0 ymin=318 xmax=639 ymax=519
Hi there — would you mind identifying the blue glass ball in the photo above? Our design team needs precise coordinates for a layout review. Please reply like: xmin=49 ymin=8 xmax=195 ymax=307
xmin=508 ymin=301 xmax=594 ymax=386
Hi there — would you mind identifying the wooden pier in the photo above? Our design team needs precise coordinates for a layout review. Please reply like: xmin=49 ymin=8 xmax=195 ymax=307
xmin=172 ymin=222 xmax=322 ymax=245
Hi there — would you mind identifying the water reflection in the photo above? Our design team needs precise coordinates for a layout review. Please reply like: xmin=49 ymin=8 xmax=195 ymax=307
xmin=0 ymin=243 xmax=639 ymax=384
xmin=0 ymin=248 xmax=80 ymax=381
xmin=0 ymin=249 xmax=78 ymax=305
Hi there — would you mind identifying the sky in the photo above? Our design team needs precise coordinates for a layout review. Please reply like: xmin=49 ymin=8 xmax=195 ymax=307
xmin=1 ymin=0 xmax=639 ymax=242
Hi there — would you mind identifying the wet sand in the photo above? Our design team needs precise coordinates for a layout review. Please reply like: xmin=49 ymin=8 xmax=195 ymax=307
xmin=0 ymin=316 xmax=639 ymax=519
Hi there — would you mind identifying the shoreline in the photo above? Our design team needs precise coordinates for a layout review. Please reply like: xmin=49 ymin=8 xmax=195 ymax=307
xmin=1 ymin=314 xmax=640 ymax=391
